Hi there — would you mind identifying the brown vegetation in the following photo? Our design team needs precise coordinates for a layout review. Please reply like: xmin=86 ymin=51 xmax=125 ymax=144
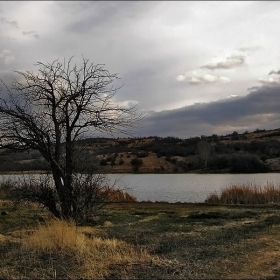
xmin=2 ymin=199 xmax=280 ymax=278
xmin=105 ymin=187 xmax=137 ymax=202
xmin=205 ymin=182 xmax=280 ymax=204
xmin=1 ymin=218 xmax=160 ymax=279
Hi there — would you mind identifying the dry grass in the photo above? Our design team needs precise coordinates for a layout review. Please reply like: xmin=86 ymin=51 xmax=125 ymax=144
xmin=106 ymin=187 xmax=137 ymax=202
xmin=3 ymin=201 xmax=280 ymax=278
xmin=206 ymin=182 xmax=280 ymax=204
xmin=0 ymin=218 xmax=159 ymax=279
xmin=224 ymin=232 xmax=280 ymax=279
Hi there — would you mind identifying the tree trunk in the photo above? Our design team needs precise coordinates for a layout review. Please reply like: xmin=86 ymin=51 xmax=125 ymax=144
xmin=50 ymin=162 xmax=72 ymax=219
xmin=44 ymin=196 xmax=61 ymax=218
xmin=64 ymin=138 xmax=74 ymax=219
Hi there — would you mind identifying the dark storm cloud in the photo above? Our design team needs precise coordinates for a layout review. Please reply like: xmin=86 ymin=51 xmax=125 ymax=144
xmin=1 ymin=1 xmax=280 ymax=140
xmin=137 ymin=84 xmax=280 ymax=138
xmin=201 ymin=54 xmax=245 ymax=70
xmin=247 ymin=86 xmax=259 ymax=91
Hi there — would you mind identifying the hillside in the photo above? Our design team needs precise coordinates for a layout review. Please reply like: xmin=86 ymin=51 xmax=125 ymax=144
xmin=1 ymin=128 xmax=280 ymax=173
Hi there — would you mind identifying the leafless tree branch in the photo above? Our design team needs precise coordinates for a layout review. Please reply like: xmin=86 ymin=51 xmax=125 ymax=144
xmin=0 ymin=57 xmax=142 ymax=219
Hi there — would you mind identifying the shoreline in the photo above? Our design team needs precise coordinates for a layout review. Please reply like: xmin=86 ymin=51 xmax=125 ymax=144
xmin=0 ymin=170 xmax=279 ymax=175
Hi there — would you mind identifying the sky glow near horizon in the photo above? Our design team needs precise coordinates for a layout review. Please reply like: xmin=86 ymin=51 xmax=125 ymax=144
xmin=1 ymin=1 xmax=280 ymax=138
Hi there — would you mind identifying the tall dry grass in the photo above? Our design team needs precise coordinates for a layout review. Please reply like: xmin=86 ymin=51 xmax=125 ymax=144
xmin=106 ymin=187 xmax=137 ymax=202
xmin=205 ymin=182 xmax=280 ymax=204
xmin=9 ymin=218 xmax=156 ymax=278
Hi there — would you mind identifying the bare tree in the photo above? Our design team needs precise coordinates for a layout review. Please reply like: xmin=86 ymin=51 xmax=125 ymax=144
xmin=0 ymin=57 xmax=140 ymax=219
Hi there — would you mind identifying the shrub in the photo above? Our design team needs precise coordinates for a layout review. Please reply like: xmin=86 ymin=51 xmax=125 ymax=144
xmin=208 ymin=154 xmax=231 ymax=170
xmin=205 ymin=182 xmax=280 ymax=204
xmin=137 ymin=151 xmax=149 ymax=158
xmin=230 ymin=154 xmax=270 ymax=173
xmin=208 ymin=154 xmax=270 ymax=173
xmin=0 ymin=180 xmax=15 ymax=200
xmin=130 ymin=157 xmax=143 ymax=172
xmin=99 ymin=159 xmax=107 ymax=166
xmin=2 ymin=174 xmax=137 ymax=222
xmin=205 ymin=193 xmax=220 ymax=204
xmin=166 ymin=156 xmax=177 ymax=164
xmin=231 ymin=131 xmax=239 ymax=140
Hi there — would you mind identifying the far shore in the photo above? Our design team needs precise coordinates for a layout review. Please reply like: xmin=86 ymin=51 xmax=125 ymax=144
xmin=0 ymin=169 xmax=280 ymax=175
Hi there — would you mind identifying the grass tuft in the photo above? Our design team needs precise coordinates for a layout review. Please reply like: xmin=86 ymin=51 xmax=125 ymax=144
xmin=1 ymin=218 xmax=157 ymax=278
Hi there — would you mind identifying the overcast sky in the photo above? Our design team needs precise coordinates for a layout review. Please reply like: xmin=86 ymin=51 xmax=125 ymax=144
xmin=1 ymin=1 xmax=280 ymax=138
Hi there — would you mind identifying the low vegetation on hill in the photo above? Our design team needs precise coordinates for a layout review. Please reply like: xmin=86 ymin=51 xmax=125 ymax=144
xmin=1 ymin=128 xmax=280 ymax=173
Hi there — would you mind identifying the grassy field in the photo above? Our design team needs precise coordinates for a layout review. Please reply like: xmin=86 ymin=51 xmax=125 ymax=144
xmin=1 ymin=199 xmax=280 ymax=278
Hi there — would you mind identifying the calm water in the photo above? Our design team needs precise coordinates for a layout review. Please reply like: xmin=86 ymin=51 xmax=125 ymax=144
xmin=2 ymin=173 xmax=280 ymax=203
xmin=106 ymin=173 xmax=280 ymax=203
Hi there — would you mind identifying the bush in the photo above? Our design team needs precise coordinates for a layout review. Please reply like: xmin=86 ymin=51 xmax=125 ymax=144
xmin=208 ymin=155 xmax=231 ymax=170
xmin=176 ymin=158 xmax=198 ymax=172
xmin=2 ymin=174 xmax=137 ymax=222
xmin=137 ymin=151 xmax=149 ymax=158
xmin=208 ymin=154 xmax=270 ymax=173
xmin=166 ymin=156 xmax=177 ymax=164
xmin=205 ymin=183 xmax=280 ymax=204
xmin=0 ymin=180 xmax=15 ymax=200
xmin=230 ymin=154 xmax=270 ymax=173
xmin=99 ymin=159 xmax=107 ymax=166
xmin=130 ymin=157 xmax=143 ymax=165
xmin=231 ymin=131 xmax=239 ymax=140
xmin=130 ymin=157 xmax=143 ymax=172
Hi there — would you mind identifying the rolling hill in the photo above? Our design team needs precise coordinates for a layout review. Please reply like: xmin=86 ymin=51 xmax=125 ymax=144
xmin=1 ymin=128 xmax=280 ymax=173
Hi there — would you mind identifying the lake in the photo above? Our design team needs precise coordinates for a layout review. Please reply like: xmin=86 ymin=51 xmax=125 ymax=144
xmin=106 ymin=173 xmax=280 ymax=203
xmin=2 ymin=173 xmax=280 ymax=203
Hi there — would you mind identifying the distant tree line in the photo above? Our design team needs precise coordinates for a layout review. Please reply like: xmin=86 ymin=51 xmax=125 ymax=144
xmin=1 ymin=131 xmax=280 ymax=173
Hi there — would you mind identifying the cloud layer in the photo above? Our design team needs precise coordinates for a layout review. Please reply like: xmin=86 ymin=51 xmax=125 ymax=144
xmin=201 ymin=54 xmax=245 ymax=70
xmin=137 ymin=84 xmax=280 ymax=138
xmin=0 ymin=2 xmax=280 ymax=137
xmin=177 ymin=69 xmax=230 ymax=85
